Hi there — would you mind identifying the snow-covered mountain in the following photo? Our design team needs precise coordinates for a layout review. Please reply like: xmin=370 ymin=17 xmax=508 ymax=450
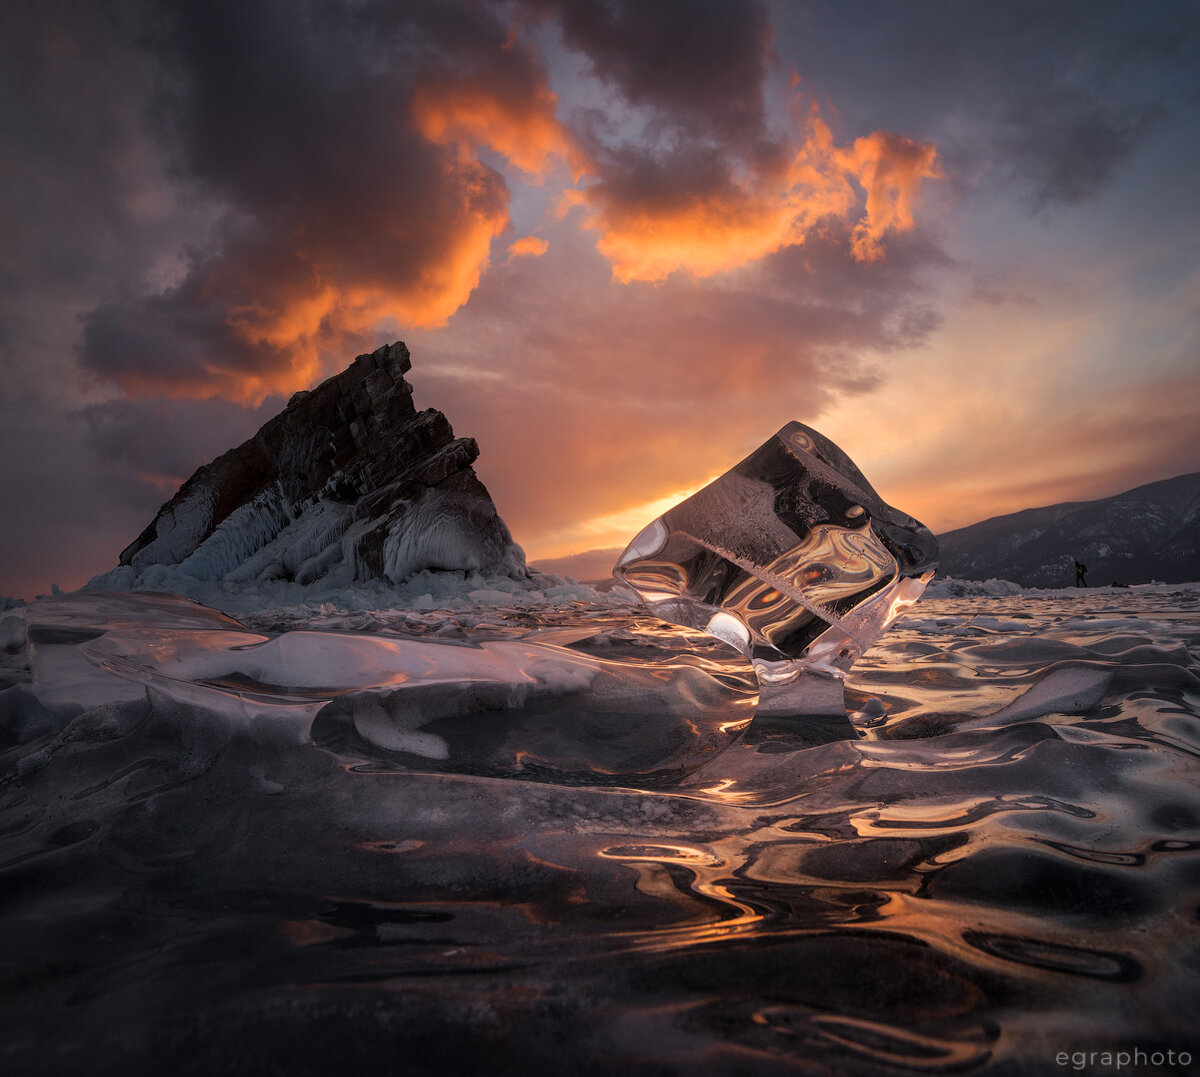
xmin=89 ymin=342 xmax=526 ymax=592
xmin=938 ymin=471 xmax=1200 ymax=586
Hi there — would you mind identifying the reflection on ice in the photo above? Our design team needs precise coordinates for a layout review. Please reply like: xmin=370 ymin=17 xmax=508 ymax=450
xmin=2 ymin=584 xmax=1198 ymax=1074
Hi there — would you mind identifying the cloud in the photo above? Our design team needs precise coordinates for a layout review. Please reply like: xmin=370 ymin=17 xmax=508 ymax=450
xmin=404 ymin=221 xmax=947 ymax=558
xmin=836 ymin=131 xmax=941 ymax=262
xmin=76 ymin=0 xmax=567 ymax=403
xmin=80 ymin=396 xmax=278 ymax=497
xmin=539 ymin=0 xmax=774 ymax=145
xmin=997 ymin=97 xmax=1163 ymax=213
xmin=506 ymin=235 xmax=550 ymax=262
xmin=531 ymin=0 xmax=940 ymax=283
xmin=769 ymin=1 xmax=1193 ymax=215
xmin=62 ymin=0 xmax=939 ymax=403
xmin=411 ymin=75 xmax=578 ymax=180
xmin=572 ymin=108 xmax=937 ymax=282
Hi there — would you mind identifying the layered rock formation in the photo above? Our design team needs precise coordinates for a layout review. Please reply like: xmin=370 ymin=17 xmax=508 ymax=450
xmin=93 ymin=342 xmax=525 ymax=590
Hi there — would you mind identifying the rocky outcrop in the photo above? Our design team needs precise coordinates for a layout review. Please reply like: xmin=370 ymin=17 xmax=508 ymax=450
xmin=95 ymin=342 xmax=525 ymax=589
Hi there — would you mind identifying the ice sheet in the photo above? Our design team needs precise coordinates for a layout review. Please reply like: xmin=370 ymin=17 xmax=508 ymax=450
xmin=26 ymin=592 xmax=759 ymax=787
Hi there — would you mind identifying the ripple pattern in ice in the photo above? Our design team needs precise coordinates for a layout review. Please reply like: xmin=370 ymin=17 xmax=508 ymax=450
xmin=2 ymin=587 xmax=1198 ymax=1074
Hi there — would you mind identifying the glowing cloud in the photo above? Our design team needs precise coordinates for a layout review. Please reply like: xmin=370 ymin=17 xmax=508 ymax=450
xmin=412 ymin=79 xmax=578 ymax=179
xmin=78 ymin=5 xmax=574 ymax=405
xmin=574 ymin=107 xmax=938 ymax=282
xmin=84 ymin=163 xmax=513 ymax=406
xmin=505 ymin=235 xmax=550 ymax=262
xmin=837 ymin=132 xmax=942 ymax=262
xmin=76 ymin=4 xmax=938 ymax=410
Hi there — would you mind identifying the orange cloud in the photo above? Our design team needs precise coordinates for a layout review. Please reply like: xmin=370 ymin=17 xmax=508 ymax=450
xmin=85 ymin=36 xmax=937 ymax=411
xmin=224 ymin=251 xmax=506 ymax=402
xmin=836 ymin=131 xmax=941 ymax=262
xmin=575 ymin=106 xmax=938 ymax=282
xmin=96 ymin=158 xmax=513 ymax=407
xmin=225 ymin=74 xmax=580 ymax=399
xmin=412 ymin=80 xmax=579 ymax=180
xmin=85 ymin=39 xmax=582 ymax=407
xmin=506 ymin=234 xmax=549 ymax=262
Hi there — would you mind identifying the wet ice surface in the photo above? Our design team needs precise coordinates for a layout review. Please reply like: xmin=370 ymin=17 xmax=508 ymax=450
xmin=2 ymin=587 xmax=1199 ymax=1075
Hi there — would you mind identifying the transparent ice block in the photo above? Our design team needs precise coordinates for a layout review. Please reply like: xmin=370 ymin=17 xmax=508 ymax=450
xmin=614 ymin=422 xmax=938 ymax=715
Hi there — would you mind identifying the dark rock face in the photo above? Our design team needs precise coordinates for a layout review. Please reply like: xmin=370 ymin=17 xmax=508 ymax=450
xmin=105 ymin=342 xmax=525 ymax=587
xmin=938 ymin=471 xmax=1200 ymax=586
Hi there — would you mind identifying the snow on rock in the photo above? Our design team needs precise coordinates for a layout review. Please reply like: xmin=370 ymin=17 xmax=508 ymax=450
xmin=76 ymin=570 xmax=629 ymax=624
xmin=87 ymin=342 xmax=526 ymax=594
xmin=380 ymin=486 xmax=527 ymax=582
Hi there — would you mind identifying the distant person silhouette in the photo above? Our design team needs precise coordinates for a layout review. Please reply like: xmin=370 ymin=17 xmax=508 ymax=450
xmin=1074 ymin=560 xmax=1088 ymax=587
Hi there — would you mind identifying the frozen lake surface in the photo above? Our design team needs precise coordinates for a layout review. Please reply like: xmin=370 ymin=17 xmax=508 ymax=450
xmin=2 ymin=584 xmax=1198 ymax=1074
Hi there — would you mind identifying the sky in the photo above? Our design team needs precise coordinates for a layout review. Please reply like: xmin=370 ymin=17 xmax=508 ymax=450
xmin=2 ymin=0 xmax=1199 ymax=598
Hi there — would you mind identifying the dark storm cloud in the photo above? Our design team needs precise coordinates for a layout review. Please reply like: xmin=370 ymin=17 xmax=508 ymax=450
xmin=536 ymin=0 xmax=774 ymax=145
xmin=164 ymin=0 xmax=555 ymax=208
xmin=76 ymin=0 xmax=564 ymax=401
xmin=80 ymin=396 xmax=278 ymax=500
xmin=528 ymin=0 xmax=814 ymax=280
xmin=0 ymin=1 xmax=200 ymax=322
xmin=997 ymin=97 xmax=1164 ymax=213
xmin=770 ymin=0 xmax=1200 ymax=213
xmin=68 ymin=0 xmax=937 ymax=401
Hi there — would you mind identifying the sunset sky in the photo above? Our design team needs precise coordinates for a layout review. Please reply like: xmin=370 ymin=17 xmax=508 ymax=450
xmin=2 ymin=0 xmax=1199 ymax=598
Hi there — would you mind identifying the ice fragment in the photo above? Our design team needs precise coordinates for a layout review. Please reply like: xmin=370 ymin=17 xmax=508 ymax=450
xmin=614 ymin=422 xmax=938 ymax=713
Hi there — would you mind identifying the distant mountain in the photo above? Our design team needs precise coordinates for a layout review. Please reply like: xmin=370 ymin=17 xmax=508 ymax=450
xmin=528 ymin=547 xmax=624 ymax=584
xmin=938 ymin=472 xmax=1200 ymax=586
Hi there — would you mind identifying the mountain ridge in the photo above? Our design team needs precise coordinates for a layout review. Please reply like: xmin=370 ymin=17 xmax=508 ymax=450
xmin=938 ymin=470 xmax=1200 ymax=586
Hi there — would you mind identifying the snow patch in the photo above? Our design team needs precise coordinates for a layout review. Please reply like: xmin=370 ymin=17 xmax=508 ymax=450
xmin=382 ymin=488 xmax=514 ymax=581
xmin=177 ymin=484 xmax=293 ymax=580
xmin=129 ymin=485 xmax=216 ymax=570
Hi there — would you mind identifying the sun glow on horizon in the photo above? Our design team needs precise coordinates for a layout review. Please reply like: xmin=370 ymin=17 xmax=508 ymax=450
xmin=528 ymin=475 xmax=722 ymax=562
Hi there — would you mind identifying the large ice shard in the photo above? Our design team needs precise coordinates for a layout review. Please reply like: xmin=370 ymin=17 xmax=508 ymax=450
xmin=614 ymin=422 xmax=938 ymax=715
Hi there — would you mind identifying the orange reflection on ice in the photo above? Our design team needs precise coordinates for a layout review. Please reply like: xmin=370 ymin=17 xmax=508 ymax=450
xmin=597 ymin=844 xmax=766 ymax=954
